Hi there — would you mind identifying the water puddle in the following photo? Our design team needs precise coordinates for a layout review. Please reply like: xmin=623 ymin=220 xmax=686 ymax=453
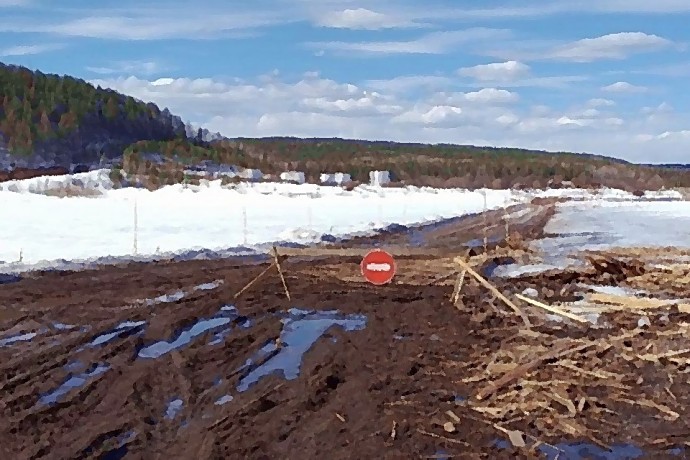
xmin=237 ymin=308 xmax=366 ymax=392
xmin=52 ymin=322 xmax=77 ymax=330
xmin=493 ymin=438 xmax=660 ymax=459
xmin=39 ymin=364 xmax=110 ymax=405
xmin=195 ymin=281 xmax=223 ymax=290
xmin=0 ymin=273 xmax=21 ymax=284
xmin=93 ymin=430 xmax=135 ymax=460
xmin=165 ymin=398 xmax=183 ymax=420
xmin=64 ymin=360 xmax=84 ymax=372
xmin=208 ymin=328 xmax=232 ymax=346
xmin=214 ymin=395 xmax=233 ymax=405
xmin=465 ymin=236 xmax=502 ymax=249
xmin=429 ymin=450 xmax=450 ymax=460
xmin=580 ymin=284 xmax=647 ymax=297
xmin=0 ymin=331 xmax=37 ymax=347
xmin=90 ymin=320 xmax=146 ymax=347
xmin=138 ymin=305 xmax=244 ymax=359
xmin=146 ymin=290 xmax=186 ymax=306
xmin=143 ymin=280 xmax=223 ymax=306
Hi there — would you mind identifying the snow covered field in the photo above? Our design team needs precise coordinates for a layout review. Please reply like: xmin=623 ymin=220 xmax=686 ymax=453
xmin=0 ymin=169 xmax=685 ymax=273
xmin=0 ymin=173 xmax=520 ymax=270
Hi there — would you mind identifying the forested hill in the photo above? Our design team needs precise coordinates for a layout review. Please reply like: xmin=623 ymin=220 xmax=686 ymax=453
xmin=0 ymin=62 xmax=197 ymax=170
xmin=2 ymin=61 xmax=690 ymax=190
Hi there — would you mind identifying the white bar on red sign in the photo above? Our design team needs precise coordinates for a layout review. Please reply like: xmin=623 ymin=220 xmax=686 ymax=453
xmin=366 ymin=263 xmax=391 ymax=271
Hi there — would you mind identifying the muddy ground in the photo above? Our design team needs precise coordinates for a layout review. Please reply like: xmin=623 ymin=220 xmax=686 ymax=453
xmin=1 ymin=200 xmax=688 ymax=459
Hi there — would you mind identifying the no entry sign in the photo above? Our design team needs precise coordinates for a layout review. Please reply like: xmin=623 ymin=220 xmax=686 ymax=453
xmin=361 ymin=249 xmax=396 ymax=285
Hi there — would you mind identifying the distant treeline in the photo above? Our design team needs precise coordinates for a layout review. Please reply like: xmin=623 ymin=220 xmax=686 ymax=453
xmin=119 ymin=139 xmax=690 ymax=191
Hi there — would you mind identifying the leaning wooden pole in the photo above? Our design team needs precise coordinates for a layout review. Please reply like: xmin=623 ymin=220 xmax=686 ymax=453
xmin=272 ymin=246 xmax=291 ymax=300
xmin=454 ymin=257 xmax=531 ymax=327
xmin=450 ymin=269 xmax=467 ymax=308
xmin=234 ymin=262 xmax=276 ymax=300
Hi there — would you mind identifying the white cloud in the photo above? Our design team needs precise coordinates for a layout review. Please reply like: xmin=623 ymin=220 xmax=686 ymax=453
xmin=602 ymin=81 xmax=647 ymax=93
xmin=0 ymin=11 xmax=284 ymax=39
xmin=364 ymin=75 xmax=453 ymax=93
xmin=0 ymin=43 xmax=64 ymax=56
xmin=306 ymin=28 xmax=512 ymax=55
xmin=462 ymin=88 xmax=519 ymax=104
xmin=86 ymin=60 xmax=165 ymax=76
xmin=314 ymin=8 xmax=425 ymax=30
xmin=548 ymin=32 xmax=672 ymax=62
xmin=89 ymin=72 xmax=690 ymax=163
xmin=392 ymin=105 xmax=464 ymax=126
xmin=457 ymin=60 xmax=530 ymax=81
xmin=587 ymin=98 xmax=616 ymax=107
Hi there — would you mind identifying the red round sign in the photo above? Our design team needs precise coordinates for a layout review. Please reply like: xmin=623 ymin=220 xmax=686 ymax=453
xmin=361 ymin=249 xmax=396 ymax=285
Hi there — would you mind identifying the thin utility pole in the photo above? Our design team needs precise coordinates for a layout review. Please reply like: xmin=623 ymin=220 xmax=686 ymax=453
xmin=133 ymin=196 xmax=138 ymax=255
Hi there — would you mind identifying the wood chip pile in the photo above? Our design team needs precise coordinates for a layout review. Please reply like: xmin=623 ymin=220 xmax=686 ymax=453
xmin=445 ymin=250 xmax=690 ymax=455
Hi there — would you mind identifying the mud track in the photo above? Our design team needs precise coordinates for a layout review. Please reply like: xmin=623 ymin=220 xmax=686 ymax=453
xmin=2 ymin=200 xmax=680 ymax=459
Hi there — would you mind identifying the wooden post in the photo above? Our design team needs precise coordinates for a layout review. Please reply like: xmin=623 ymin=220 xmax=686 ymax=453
xmin=504 ymin=207 xmax=510 ymax=244
xmin=515 ymin=294 xmax=589 ymax=324
xmin=454 ymin=257 xmax=531 ymax=327
xmin=273 ymin=246 xmax=291 ymax=300
xmin=450 ymin=269 xmax=467 ymax=307
xmin=234 ymin=262 xmax=276 ymax=299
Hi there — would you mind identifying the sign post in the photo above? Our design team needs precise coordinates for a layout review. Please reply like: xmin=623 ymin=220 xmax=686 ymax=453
xmin=361 ymin=249 xmax=396 ymax=285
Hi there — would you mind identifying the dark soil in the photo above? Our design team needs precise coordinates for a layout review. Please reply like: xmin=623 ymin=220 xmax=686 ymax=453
xmin=0 ymin=201 xmax=683 ymax=459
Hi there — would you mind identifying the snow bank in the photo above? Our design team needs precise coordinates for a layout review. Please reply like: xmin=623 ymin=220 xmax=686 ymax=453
xmin=516 ymin=187 xmax=682 ymax=201
xmin=279 ymin=171 xmax=306 ymax=184
xmin=320 ymin=172 xmax=351 ymax=185
xmin=0 ymin=169 xmax=113 ymax=194
xmin=369 ymin=170 xmax=391 ymax=186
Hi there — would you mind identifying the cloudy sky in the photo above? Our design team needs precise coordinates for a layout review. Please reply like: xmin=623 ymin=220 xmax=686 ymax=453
xmin=1 ymin=0 xmax=689 ymax=163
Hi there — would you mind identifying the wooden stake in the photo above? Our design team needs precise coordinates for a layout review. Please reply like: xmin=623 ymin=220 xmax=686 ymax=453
xmin=272 ymin=246 xmax=291 ymax=300
xmin=450 ymin=269 xmax=467 ymax=307
xmin=515 ymin=293 xmax=589 ymax=324
xmin=454 ymin=257 xmax=531 ymax=327
xmin=503 ymin=207 xmax=510 ymax=244
xmin=233 ymin=262 xmax=276 ymax=299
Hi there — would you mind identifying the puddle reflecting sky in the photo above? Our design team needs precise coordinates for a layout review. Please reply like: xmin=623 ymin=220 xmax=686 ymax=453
xmin=165 ymin=398 xmax=183 ymax=420
xmin=237 ymin=308 xmax=366 ymax=392
xmin=138 ymin=304 xmax=241 ymax=359
xmin=39 ymin=364 xmax=110 ymax=405
xmin=0 ymin=331 xmax=37 ymax=347
xmin=492 ymin=438 xmax=681 ymax=459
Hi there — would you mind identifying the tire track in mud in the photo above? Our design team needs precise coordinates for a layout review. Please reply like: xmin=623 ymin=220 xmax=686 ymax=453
xmin=2 ymin=286 xmax=290 ymax=458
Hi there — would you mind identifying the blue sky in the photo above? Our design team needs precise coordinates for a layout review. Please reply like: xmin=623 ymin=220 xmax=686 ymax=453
xmin=1 ymin=0 xmax=689 ymax=163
